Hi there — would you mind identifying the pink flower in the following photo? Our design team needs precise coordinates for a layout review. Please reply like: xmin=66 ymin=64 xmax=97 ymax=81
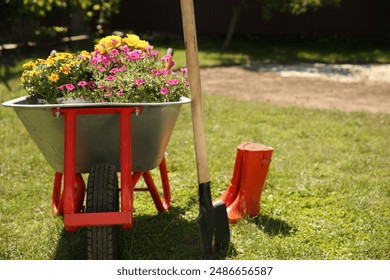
xmin=102 ymin=58 xmax=110 ymax=66
xmin=116 ymin=89 xmax=124 ymax=96
xmin=90 ymin=57 xmax=99 ymax=65
xmin=167 ymin=79 xmax=179 ymax=85
xmin=118 ymin=65 xmax=126 ymax=72
xmin=78 ymin=81 xmax=88 ymax=87
xmin=134 ymin=79 xmax=145 ymax=86
xmin=106 ymin=75 xmax=116 ymax=81
xmin=180 ymin=68 xmax=188 ymax=73
xmin=109 ymin=67 xmax=119 ymax=74
xmin=160 ymin=87 xmax=168 ymax=95
xmin=161 ymin=54 xmax=172 ymax=62
xmin=57 ymin=84 xmax=66 ymax=90
xmin=127 ymin=50 xmax=142 ymax=61
xmin=185 ymin=81 xmax=190 ymax=87
xmin=110 ymin=49 xmax=119 ymax=55
xmin=120 ymin=45 xmax=130 ymax=52
xmin=88 ymin=81 xmax=96 ymax=89
xmin=105 ymin=92 xmax=112 ymax=97
xmin=151 ymin=69 xmax=160 ymax=76
xmin=159 ymin=69 xmax=169 ymax=75
xmin=150 ymin=50 xmax=159 ymax=57
xmin=97 ymin=66 xmax=106 ymax=72
xmin=65 ymin=83 xmax=75 ymax=91
xmin=145 ymin=45 xmax=154 ymax=51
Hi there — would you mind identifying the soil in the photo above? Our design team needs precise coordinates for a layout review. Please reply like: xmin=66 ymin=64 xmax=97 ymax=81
xmin=200 ymin=63 xmax=390 ymax=114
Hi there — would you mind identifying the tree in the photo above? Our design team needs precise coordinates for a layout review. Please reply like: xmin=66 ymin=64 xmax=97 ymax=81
xmin=21 ymin=0 xmax=122 ymax=35
xmin=221 ymin=0 xmax=342 ymax=51
xmin=0 ymin=0 xmax=122 ymax=42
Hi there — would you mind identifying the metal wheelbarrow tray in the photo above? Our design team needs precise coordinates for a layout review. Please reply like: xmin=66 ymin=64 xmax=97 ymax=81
xmin=4 ymin=96 xmax=190 ymax=173
xmin=3 ymin=96 xmax=190 ymax=259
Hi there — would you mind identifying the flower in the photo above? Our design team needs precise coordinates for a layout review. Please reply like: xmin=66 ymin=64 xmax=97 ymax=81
xmin=87 ymin=33 xmax=190 ymax=103
xmin=106 ymin=75 xmax=116 ymax=81
xmin=134 ymin=79 xmax=145 ymax=86
xmin=167 ymin=79 xmax=180 ymax=85
xmin=160 ymin=87 xmax=169 ymax=95
xmin=21 ymin=50 xmax=92 ymax=103
xmin=65 ymin=83 xmax=75 ymax=91
xmin=21 ymin=33 xmax=190 ymax=103
xmin=49 ymin=73 xmax=59 ymax=82
xmin=78 ymin=81 xmax=88 ymax=87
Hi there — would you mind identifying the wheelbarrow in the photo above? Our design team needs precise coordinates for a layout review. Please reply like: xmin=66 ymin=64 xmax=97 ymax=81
xmin=3 ymin=0 xmax=231 ymax=259
xmin=3 ymin=96 xmax=190 ymax=259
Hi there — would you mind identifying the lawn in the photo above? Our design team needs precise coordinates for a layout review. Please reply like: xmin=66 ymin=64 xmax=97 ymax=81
xmin=0 ymin=38 xmax=389 ymax=259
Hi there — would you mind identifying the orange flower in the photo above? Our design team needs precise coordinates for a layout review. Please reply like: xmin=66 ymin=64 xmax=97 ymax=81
xmin=60 ymin=64 xmax=70 ymax=75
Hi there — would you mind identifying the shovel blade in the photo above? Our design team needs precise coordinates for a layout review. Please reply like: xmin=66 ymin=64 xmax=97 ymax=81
xmin=197 ymin=182 xmax=230 ymax=258
xmin=214 ymin=201 xmax=230 ymax=251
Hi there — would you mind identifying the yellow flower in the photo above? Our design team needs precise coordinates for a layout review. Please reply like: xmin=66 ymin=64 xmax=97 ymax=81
xmin=22 ymin=61 xmax=36 ymax=69
xmin=95 ymin=35 xmax=122 ymax=54
xmin=60 ymin=64 xmax=70 ymax=75
xmin=29 ymin=70 xmax=39 ymax=77
xmin=123 ymin=34 xmax=149 ymax=50
xmin=95 ymin=44 xmax=106 ymax=55
xmin=49 ymin=73 xmax=59 ymax=82
xmin=134 ymin=39 xmax=150 ymax=50
xmin=45 ymin=58 xmax=55 ymax=66
xmin=79 ymin=50 xmax=91 ymax=59
xmin=123 ymin=34 xmax=139 ymax=47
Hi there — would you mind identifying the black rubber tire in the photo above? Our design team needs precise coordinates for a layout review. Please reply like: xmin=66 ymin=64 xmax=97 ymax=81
xmin=86 ymin=163 xmax=119 ymax=260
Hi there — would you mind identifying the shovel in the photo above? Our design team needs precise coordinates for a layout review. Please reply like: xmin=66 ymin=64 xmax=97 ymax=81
xmin=180 ymin=0 xmax=230 ymax=258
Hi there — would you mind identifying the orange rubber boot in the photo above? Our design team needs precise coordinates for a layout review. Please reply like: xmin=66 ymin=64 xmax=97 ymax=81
xmin=213 ymin=142 xmax=248 ymax=207
xmin=227 ymin=143 xmax=273 ymax=224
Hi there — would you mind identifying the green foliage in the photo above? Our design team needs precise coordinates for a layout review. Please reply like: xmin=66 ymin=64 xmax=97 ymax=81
xmin=260 ymin=0 xmax=342 ymax=19
xmin=21 ymin=0 xmax=120 ymax=18
xmin=0 ymin=0 xmax=121 ymax=36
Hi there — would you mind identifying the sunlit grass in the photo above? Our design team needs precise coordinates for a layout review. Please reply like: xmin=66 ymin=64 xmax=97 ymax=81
xmin=1 ymin=37 xmax=389 ymax=259
xmin=1 ymin=73 xmax=389 ymax=259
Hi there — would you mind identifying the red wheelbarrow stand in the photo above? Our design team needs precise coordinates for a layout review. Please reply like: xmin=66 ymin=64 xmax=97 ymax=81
xmin=50 ymin=106 xmax=170 ymax=231
xmin=47 ymin=106 xmax=178 ymax=259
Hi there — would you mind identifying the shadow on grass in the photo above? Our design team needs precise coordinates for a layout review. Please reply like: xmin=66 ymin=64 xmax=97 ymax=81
xmin=53 ymin=206 xmax=234 ymax=260
xmin=53 ymin=227 xmax=87 ymax=260
xmin=253 ymin=215 xmax=297 ymax=237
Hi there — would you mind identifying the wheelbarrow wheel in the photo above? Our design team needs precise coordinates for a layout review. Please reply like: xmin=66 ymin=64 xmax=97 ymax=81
xmin=86 ymin=163 xmax=119 ymax=260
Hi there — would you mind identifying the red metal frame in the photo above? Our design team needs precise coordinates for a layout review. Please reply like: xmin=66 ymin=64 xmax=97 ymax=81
xmin=51 ymin=106 xmax=171 ymax=232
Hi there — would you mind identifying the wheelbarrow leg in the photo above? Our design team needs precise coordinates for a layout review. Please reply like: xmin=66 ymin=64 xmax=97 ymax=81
xmin=52 ymin=172 xmax=63 ymax=215
xmin=63 ymin=110 xmax=77 ymax=232
xmin=119 ymin=108 xmax=134 ymax=229
xmin=141 ymin=158 xmax=171 ymax=211
xmin=52 ymin=172 xmax=85 ymax=216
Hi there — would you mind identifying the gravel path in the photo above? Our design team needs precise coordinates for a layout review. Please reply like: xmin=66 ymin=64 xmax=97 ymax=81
xmin=201 ymin=63 xmax=390 ymax=114
xmin=247 ymin=63 xmax=390 ymax=83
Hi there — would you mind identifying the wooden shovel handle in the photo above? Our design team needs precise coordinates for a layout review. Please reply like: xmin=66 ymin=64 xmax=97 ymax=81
xmin=180 ymin=0 xmax=210 ymax=184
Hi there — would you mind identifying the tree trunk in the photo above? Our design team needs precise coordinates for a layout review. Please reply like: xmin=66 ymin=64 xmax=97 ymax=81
xmin=221 ymin=8 xmax=240 ymax=52
xmin=221 ymin=0 xmax=248 ymax=52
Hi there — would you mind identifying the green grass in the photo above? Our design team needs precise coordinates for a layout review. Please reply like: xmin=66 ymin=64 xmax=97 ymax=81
xmin=1 ymin=38 xmax=389 ymax=259
xmin=153 ymin=36 xmax=390 ymax=66
xmin=1 ymin=71 xmax=389 ymax=260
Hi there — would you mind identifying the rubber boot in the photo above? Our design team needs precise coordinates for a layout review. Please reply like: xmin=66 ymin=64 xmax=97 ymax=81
xmin=213 ymin=142 xmax=248 ymax=207
xmin=227 ymin=143 xmax=273 ymax=224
